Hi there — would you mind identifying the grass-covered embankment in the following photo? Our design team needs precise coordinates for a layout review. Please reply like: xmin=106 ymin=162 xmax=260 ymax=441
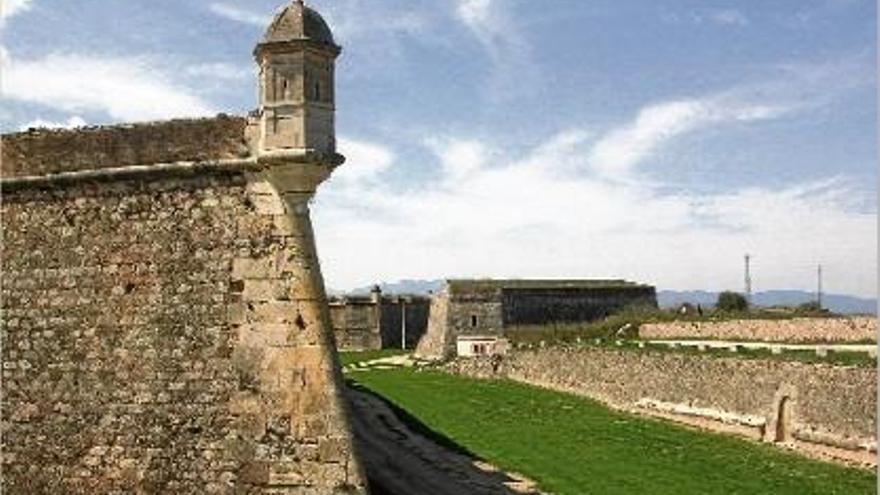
xmin=349 ymin=368 xmax=876 ymax=495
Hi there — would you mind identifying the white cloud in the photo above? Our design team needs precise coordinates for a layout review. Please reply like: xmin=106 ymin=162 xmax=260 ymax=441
xmin=208 ymin=3 xmax=269 ymax=27
xmin=425 ymin=137 xmax=488 ymax=183
xmin=453 ymin=0 xmax=536 ymax=99
xmin=208 ymin=1 xmax=431 ymax=41
xmin=1 ymin=0 xmax=33 ymax=21
xmin=19 ymin=115 xmax=86 ymax=131
xmin=708 ymin=9 xmax=750 ymax=27
xmin=329 ymin=8 xmax=429 ymax=42
xmin=457 ymin=0 xmax=493 ymax=28
xmin=583 ymin=57 xmax=866 ymax=181
xmin=207 ymin=0 xmax=430 ymax=42
xmin=663 ymin=8 xmax=750 ymax=28
xmin=334 ymin=137 xmax=396 ymax=184
xmin=205 ymin=1 xmax=431 ymax=71
xmin=2 ymin=52 xmax=215 ymax=122
xmin=315 ymin=129 xmax=875 ymax=298
xmin=314 ymin=77 xmax=875 ymax=297
xmin=590 ymin=100 xmax=710 ymax=178
xmin=588 ymin=98 xmax=788 ymax=179
xmin=186 ymin=62 xmax=252 ymax=81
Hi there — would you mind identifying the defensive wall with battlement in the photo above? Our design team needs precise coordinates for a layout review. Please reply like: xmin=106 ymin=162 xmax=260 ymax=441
xmin=0 ymin=2 xmax=367 ymax=493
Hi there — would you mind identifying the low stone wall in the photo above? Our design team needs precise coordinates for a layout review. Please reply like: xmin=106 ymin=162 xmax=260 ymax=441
xmin=640 ymin=317 xmax=876 ymax=343
xmin=448 ymin=347 xmax=876 ymax=466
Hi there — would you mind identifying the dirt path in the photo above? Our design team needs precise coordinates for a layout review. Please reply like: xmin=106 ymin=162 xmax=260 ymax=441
xmin=346 ymin=386 xmax=544 ymax=495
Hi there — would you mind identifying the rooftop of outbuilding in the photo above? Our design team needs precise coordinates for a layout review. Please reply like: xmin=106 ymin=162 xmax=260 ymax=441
xmin=445 ymin=279 xmax=655 ymax=295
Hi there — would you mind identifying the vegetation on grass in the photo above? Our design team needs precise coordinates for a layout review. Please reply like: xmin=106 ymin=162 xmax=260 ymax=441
xmin=797 ymin=300 xmax=825 ymax=313
xmin=349 ymin=368 xmax=876 ymax=495
xmin=505 ymin=301 xmax=849 ymax=347
xmin=505 ymin=305 xmax=661 ymax=344
xmin=338 ymin=349 xmax=409 ymax=366
xmin=716 ymin=291 xmax=750 ymax=312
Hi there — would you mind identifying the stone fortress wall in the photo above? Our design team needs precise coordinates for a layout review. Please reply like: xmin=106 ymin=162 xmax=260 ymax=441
xmin=1 ymin=1 xmax=369 ymax=492
xmin=1 ymin=118 xmax=365 ymax=494
xmin=450 ymin=347 xmax=877 ymax=466
xmin=328 ymin=290 xmax=430 ymax=351
xmin=378 ymin=295 xmax=430 ymax=350
xmin=501 ymin=286 xmax=656 ymax=326
xmin=640 ymin=317 xmax=876 ymax=343
xmin=417 ymin=279 xmax=657 ymax=358
xmin=329 ymin=296 xmax=382 ymax=351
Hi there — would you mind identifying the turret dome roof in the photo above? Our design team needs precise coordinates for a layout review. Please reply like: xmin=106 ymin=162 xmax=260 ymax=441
xmin=263 ymin=0 xmax=337 ymax=48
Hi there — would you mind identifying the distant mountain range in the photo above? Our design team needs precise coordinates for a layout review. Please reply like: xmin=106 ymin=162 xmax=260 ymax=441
xmin=658 ymin=290 xmax=876 ymax=315
xmin=339 ymin=280 xmax=876 ymax=315
xmin=346 ymin=279 xmax=445 ymax=296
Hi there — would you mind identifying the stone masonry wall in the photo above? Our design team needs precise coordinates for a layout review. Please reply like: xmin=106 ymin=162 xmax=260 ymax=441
xmin=379 ymin=298 xmax=430 ymax=350
xmin=446 ymin=298 xmax=502 ymax=339
xmin=330 ymin=296 xmax=430 ymax=351
xmin=1 ymin=169 xmax=364 ymax=493
xmin=416 ymin=295 xmax=503 ymax=358
xmin=449 ymin=347 xmax=876 ymax=460
xmin=1 ymin=116 xmax=249 ymax=178
xmin=501 ymin=286 xmax=657 ymax=326
xmin=417 ymin=282 xmax=658 ymax=359
xmin=414 ymin=294 xmax=451 ymax=359
xmin=640 ymin=317 xmax=876 ymax=343
xmin=328 ymin=300 xmax=380 ymax=351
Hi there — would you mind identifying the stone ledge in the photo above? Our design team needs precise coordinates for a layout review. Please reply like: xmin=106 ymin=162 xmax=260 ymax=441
xmin=635 ymin=398 xmax=766 ymax=428
xmin=0 ymin=158 xmax=261 ymax=192
xmin=0 ymin=150 xmax=344 ymax=192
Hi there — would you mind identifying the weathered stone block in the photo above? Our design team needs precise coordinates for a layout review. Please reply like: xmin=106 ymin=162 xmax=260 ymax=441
xmin=232 ymin=257 xmax=276 ymax=280
xmin=242 ymin=280 xmax=292 ymax=302
xmin=250 ymin=194 xmax=287 ymax=215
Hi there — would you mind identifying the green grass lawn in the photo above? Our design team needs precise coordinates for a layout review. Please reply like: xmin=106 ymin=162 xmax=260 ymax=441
xmin=337 ymin=349 xmax=409 ymax=366
xmin=349 ymin=369 xmax=876 ymax=495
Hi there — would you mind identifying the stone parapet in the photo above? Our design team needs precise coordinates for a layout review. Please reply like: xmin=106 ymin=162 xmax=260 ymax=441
xmin=1 ymin=115 xmax=249 ymax=178
xmin=640 ymin=317 xmax=876 ymax=343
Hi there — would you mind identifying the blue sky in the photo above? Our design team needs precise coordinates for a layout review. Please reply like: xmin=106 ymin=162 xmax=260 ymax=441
xmin=1 ymin=0 xmax=876 ymax=297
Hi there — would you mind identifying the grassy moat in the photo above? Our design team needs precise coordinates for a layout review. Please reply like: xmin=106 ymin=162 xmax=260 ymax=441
xmin=346 ymin=365 xmax=876 ymax=495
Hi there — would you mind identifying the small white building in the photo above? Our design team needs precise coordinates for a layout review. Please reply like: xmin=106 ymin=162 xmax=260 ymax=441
xmin=456 ymin=335 xmax=509 ymax=357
